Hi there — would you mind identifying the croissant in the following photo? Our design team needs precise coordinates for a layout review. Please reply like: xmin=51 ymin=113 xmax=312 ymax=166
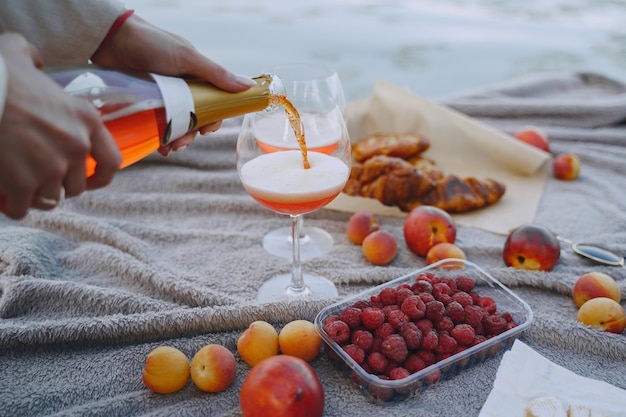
xmin=352 ymin=132 xmax=430 ymax=162
xmin=344 ymin=155 xmax=506 ymax=213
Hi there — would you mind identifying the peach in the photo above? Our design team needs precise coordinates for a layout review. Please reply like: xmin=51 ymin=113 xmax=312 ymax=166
xmin=142 ymin=346 xmax=190 ymax=394
xmin=346 ymin=212 xmax=380 ymax=244
xmin=426 ymin=242 xmax=466 ymax=267
xmin=572 ymin=272 xmax=621 ymax=308
xmin=278 ymin=320 xmax=322 ymax=362
xmin=513 ymin=126 xmax=550 ymax=152
xmin=503 ymin=223 xmax=560 ymax=271
xmin=237 ymin=320 xmax=279 ymax=367
xmin=552 ymin=153 xmax=580 ymax=180
xmin=576 ymin=297 xmax=626 ymax=334
xmin=404 ymin=205 xmax=456 ymax=257
xmin=239 ymin=355 xmax=325 ymax=417
xmin=190 ymin=344 xmax=237 ymax=392
xmin=362 ymin=230 xmax=398 ymax=265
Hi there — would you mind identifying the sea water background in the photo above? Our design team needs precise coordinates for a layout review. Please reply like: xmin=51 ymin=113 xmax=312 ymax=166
xmin=125 ymin=0 xmax=626 ymax=101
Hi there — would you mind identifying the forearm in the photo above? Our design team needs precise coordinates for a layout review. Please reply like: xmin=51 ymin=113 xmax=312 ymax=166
xmin=0 ymin=0 xmax=126 ymax=66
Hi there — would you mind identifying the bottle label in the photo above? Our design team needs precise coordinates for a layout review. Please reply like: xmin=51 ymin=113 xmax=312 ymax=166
xmin=151 ymin=74 xmax=194 ymax=145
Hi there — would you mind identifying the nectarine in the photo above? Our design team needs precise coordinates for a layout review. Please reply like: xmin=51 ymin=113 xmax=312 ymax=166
xmin=577 ymin=297 xmax=626 ymax=334
xmin=362 ymin=230 xmax=398 ymax=266
xmin=278 ymin=320 xmax=322 ymax=362
xmin=240 ymin=355 xmax=325 ymax=417
xmin=503 ymin=224 xmax=560 ymax=271
xmin=190 ymin=344 xmax=237 ymax=392
xmin=404 ymin=206 xmax=456 ymax=257
xmin=237 ymin=320 xmax=279 ymax=367
xmin=552 ymin=153 xmax=580 ymax=181
xmin=513 ymin=126 xmax=550 ymax=152
xmin=572 ymin=272 xmax=621 ymax=308
xmin=142 ymin=346 xmax=190 ymax=394
xmin=346 ymin=212 xmax=380 ymax=244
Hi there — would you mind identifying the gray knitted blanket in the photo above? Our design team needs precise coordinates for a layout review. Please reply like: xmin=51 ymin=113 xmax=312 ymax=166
xmin=1 ymin=71 xmax=625 ymax=416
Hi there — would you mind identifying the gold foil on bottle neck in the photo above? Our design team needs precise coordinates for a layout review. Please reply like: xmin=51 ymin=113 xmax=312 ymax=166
xmin=185 ymin=75 xmax=276 ymax=131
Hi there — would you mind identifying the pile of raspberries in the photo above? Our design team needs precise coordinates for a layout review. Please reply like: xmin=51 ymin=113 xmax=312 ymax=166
xmin=322 ymin=272 xmax=518 ymax=381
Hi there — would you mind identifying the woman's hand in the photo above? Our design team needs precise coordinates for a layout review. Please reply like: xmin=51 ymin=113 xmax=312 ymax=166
xmin=0 ymin=33 xmax=121 ymax=219
xmin=91 ymin=13 xmax=256 ymax=155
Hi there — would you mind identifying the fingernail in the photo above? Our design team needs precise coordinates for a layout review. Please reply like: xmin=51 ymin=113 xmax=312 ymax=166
xmin=235 ymin=74 xmax=257 ymax=87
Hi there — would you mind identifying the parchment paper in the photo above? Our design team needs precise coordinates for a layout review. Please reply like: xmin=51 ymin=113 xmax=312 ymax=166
xmin=327 ymin=80 xmax=552 ymax=235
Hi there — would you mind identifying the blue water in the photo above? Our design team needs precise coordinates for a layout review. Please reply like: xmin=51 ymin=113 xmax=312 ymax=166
xmin=126 ymin=0 xmax=626 ymax=101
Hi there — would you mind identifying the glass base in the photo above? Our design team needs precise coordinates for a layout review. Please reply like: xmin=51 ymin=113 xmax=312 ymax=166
xmin=262 ymin=226 xmax=333 ymax=260
xmin=256 ymin=272 xmax=338 ymax=303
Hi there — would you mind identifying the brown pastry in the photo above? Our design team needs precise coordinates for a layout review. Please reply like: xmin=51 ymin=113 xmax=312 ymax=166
xmin=343 ymin=155 xmax=506 ymax=213
xmin=352 ymin=132 xmax=430 ymax=162
xmin=407 ymin=155 xmax=444 ymax=182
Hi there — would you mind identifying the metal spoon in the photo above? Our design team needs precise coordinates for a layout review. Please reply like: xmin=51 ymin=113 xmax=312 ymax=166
xmin=557 ymin=236 xmax=624 ymax=267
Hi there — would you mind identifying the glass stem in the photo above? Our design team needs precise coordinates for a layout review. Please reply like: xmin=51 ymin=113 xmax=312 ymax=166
xmin=297 ymin=215 xmax=307 ymax=239
xmin=289 ymin=214 xmax=307 ymax=293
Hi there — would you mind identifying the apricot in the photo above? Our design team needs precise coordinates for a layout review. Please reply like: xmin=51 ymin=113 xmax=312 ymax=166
xmin=346 ymin=212 xmax=380 ymax=244
xmin=278 ymin=320 xmax=322 ymax=362
xmin=553 ymin=153 xmax=580 ymax=181
xmin=362 ymin=230 xmax=398 ymax=266
xmin=426 ymin=242 xmax=466 ymax=268
xmin=142 ymin=346 xmax=190 ymax=394
xmin=503 ymin=223 xmax=560 ymax=271
xmin=237 ymin=320 xmax=280 ymax=366
xmin=577 ymin=297 xmax=626 ymax=334
xmin=572 ymin=272 xmax=621 ymax=308
xmin=190 ymin=344 xmax=237 ymax=392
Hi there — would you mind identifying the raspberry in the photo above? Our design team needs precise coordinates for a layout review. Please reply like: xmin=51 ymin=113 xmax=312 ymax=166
xmin=381 ymin=334 xmax=408 ymax=363
xmin=387 ymin=309 xmax=410 ymax=330
xmin=415 ymin=318 xmax=433 ymax=334
xmin=446 ymin=301 xmax=465 ymax=324
xmin=379 ymin=287 xmax=398 ymax=306
xmin=421 ymin=329 xmax=439 ymax=350
xmin=361 ymin=307 xmax=385 ymax=330
xmin=351 ymin=329 xmax=374 ymax=352
xmin=399 ymin=322 xmax=422 ymax=350
xmin=436 ymin=293 xmax=452 ymax=306
xmin=436 ymin=352 xmax=452 ymax=362
xmin=501 ymin=311 xmax=514 ymax=323
xmin=389 ymin=367 xmax=411 ymax=380
xmin=434 ymin=316 xmax=454 ymax=333
xmin=416 ymin=272 xmax=438 ymax=284
xmin=425 ymin=300 xmax=445 ymax=321
xmin=343 ymin=344 xmax=365 ymax=365
xmin=401 ymin=295 xmax=426 ymax=320
xmin=403 ymin=354 xmax=426 ymax=373
xmin=439 ymin=276 xmax=457 ymax=293
xmin=339 ymin=307 xmax=362 ymax=330
xmin=417 ymin=349 xmax=437 ymax=367
xmin=352 ymin=300 xmax=371 ymax=310
xmin=484 ymin=314 xmax=507 ymax=335
xmin=477 ymin=296 xmax=497 ymax=314
xmin=411 ymin=279 xmax=433 ymax=294
xmin=433 ymin=282 xmax=453 ymax=299
xmin=469 ymin=291 xmax=482 ymax=305
xmin=455 ymin=275 xmax=475 ymax=293
xmin=450 ymin=324 xmax=475 ymax=346
xmin=436 ymin=331 xmax=458 ymax=354
xmin=505 ymin=321 xmax=518 ymax=331
xmin=366 ymin=351 xmax=388 ymax=374
xmin=424 ymin=369 xmax=441 ymax=385
xmin=323 ymin=315 xmax=340 ymax=328
xmin=470 ymin=335 xmax=487 ymax=347
xmin=324 ymin=320 xmax=351 ymax=345
xmin=464 ymin=304 xmax=485 ymax=329
xmin=382 ymin=304 xmax=400 ymax=320
xmin=369 ymin=295 xmax=383 ymax=308
xmin=396 ymin=287 xmax=415 ymax=306
xmin=374 ymin=322 xmax=395 ymax=340
xmin=419 ymin=293 xmax=436 ymax=304
xmin=451 ymin=291 xmax=474 ymax=307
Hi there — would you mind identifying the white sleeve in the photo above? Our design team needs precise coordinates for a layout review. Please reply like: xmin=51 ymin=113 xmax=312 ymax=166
xmin=0 ymin=54 xmax=7 ymax=122
xmin=0 ymin=0 xmax=126 ymax=66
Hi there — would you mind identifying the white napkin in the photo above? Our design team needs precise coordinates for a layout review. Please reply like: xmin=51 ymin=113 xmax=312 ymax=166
xmin=479 ymin=340 xmax=626 ymax=417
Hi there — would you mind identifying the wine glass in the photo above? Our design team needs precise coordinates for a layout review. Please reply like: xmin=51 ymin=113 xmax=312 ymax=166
xmin=237 ymin=90 xmax=351 ymax=302
xmin=260 ymin=63 xmax=346 ymax=260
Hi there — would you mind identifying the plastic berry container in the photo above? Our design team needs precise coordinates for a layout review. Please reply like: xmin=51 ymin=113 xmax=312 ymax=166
xmin=314 ymin=258 xmax=533 ymax=403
